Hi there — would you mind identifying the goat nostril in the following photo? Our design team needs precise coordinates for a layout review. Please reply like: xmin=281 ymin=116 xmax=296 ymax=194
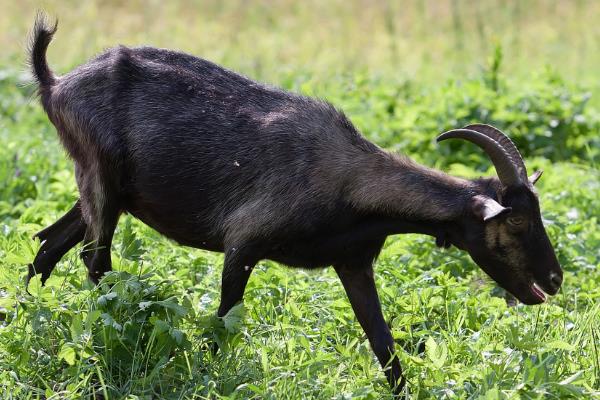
xmin=550 ymin=272 xmax=563 ymax=288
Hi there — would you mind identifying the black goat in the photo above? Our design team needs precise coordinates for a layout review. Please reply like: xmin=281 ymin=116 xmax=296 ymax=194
xmin=28 ymin=15 xmax=562 ymax=394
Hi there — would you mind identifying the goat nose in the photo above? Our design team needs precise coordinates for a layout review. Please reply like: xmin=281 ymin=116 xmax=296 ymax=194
xmin=550 ymin=272 xmax=563 ymax=289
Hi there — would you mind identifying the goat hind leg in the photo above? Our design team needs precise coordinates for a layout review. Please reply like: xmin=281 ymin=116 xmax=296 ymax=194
xmin=28 ymin=200 xmax=86 ymax=284
xmin=78 ymin=170 xmax=122 ymax=284
xmin=80 ymin=203 xmax=120 ymax=284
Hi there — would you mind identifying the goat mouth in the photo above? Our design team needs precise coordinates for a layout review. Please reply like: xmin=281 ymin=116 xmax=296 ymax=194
xmin=530 ymin=281 xmax=548 ymax=303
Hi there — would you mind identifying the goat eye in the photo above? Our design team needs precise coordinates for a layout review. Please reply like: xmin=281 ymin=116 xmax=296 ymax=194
xmin=507 ymin=216 xmax=524 ymax=226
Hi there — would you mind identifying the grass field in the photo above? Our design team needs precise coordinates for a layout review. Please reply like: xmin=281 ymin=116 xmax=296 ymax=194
xmin=1 ymin=2 xmax=600 ymax=399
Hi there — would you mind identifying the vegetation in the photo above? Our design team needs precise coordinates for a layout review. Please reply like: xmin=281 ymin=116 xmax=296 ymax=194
xmin=1 ymin=2 xmax=599 ymax=399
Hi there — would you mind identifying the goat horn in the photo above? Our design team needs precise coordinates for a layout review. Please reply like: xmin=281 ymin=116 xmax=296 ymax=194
xmin=463 ymin=124 xmax=528 ymax=181
xmin=436 ymin=128 xmax=524 ymax=187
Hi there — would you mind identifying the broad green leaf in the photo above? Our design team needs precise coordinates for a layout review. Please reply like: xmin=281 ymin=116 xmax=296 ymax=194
xmin=426 ymin=336 xmax=448 ymax=369
xmin=58 ymin=344 xmax=77 ymax=366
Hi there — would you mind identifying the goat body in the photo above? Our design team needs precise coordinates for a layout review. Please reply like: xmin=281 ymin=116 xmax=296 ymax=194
xmin=41 ymin=43 xmax=461 ymax=272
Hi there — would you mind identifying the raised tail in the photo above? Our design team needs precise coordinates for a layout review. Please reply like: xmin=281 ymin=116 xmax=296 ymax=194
xmin=29 ymin=12 xmax=58 ymax=90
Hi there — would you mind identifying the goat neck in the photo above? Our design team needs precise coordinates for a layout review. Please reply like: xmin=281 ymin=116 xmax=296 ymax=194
xmin=349 ymin=150 xmax=476 ymax=223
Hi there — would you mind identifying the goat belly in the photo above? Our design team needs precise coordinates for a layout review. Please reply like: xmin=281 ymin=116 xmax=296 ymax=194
xmin=124 ymin=196 xmax=225 ymax=252
xmin=265 ymin=216 xmax=389 ymax=269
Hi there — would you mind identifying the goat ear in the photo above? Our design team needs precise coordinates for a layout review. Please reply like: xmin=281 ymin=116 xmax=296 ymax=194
xmin=471 ymin=195 xmax=512 ymax=222
xmin=529 ymin=170 xmax=543 ymax=185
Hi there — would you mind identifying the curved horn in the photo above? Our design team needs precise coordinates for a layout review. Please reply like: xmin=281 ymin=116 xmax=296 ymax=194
xmin=463 ymin=124 xmax=528 ymax=180
xmin=436 ymin=128 xmax=524 ymax=187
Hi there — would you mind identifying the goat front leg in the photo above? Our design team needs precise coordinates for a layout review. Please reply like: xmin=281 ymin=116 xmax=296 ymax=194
xmin=28 ymin=200 xmax=86 ymax=284
xmin=210 ymin=244 xmax=260 ymax=354
xmin=217 ymin=244 xmax=261 ymax=317
xmin=334 ymin=263 xmax=405 ymax=395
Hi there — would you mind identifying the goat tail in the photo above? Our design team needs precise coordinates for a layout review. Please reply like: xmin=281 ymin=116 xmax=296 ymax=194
xmin=29 ymin=11 xmax=58 ymax=90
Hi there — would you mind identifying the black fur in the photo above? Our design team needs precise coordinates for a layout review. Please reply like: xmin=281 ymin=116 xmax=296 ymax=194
xmin=27 ymin=14 xmax=562 ymax=395
xmin=29 ymin=12 xmax=58 ymax=88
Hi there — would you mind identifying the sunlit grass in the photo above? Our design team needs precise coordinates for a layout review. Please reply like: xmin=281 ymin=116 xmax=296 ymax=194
xmin=2 ymin=1 xmax=600 ymax=96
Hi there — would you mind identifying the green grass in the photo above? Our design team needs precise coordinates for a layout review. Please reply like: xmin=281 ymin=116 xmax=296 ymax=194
xmin=1 ymin=3 xmax=600 ymax=399
xmin=3 ymin=1 xmax=600 ymax=99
